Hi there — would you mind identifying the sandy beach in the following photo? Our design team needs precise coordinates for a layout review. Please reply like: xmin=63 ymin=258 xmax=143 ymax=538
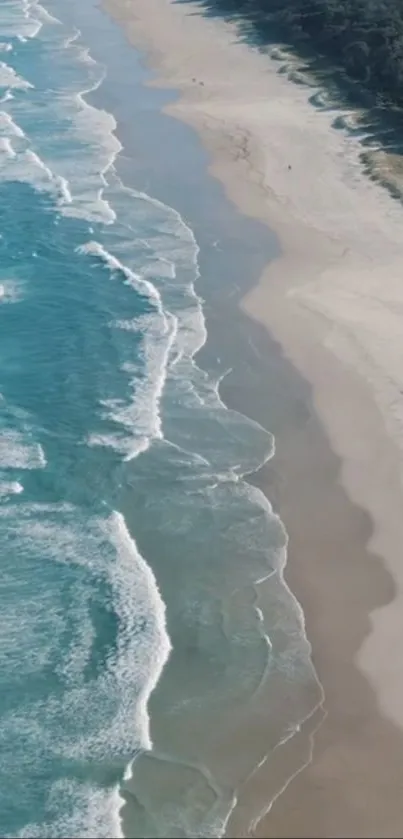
xmin=102 ymin=0 xmax=403 ymax=835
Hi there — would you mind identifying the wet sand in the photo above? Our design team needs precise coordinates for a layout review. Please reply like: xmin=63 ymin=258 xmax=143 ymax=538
xmin=102 ymin=0 xmax=403 ymax=835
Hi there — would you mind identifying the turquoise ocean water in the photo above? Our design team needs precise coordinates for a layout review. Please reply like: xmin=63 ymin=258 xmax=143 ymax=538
xmin=0 ymin=2 xmax=321 ymax=836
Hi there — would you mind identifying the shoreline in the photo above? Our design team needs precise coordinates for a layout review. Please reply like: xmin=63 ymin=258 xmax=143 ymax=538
xmin=101 ymin=0 xmax=403 ymax=835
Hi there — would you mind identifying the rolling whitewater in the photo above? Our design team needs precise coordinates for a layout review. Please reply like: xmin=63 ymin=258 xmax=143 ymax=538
xmin=0 ymin=1 xmax=321 ymax=836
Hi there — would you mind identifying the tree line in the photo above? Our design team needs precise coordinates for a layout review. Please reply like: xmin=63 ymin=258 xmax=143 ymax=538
xmin=198 ymin=0 xmax=403 ymax=108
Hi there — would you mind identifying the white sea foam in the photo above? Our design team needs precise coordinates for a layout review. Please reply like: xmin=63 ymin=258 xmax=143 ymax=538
xmin=56 ymin=26 xmax=125 ymax=220
xmin=0 ymin=480 xmax=23 ymax=498
xmin=87 ymin=314 xmax=178 ymax=459
xmin=18 ymin=26 xmax=121 ymax=223
xmin=77 ymin=241 xmax=164 ymax=309
xmin=21 ymin=0 xmax=43 ymax=39
xmin=34 ymin=2 xmax=60 ymax=25
xmin=0 ymin=43 xmax=13 ymax=53
xmin=0 ymin=137 xmax=16 ymax=158
xmin=0 ymin=430 xmax=46 ymax=469
xmin=25 ymin=150 xmax=72 ymax=203
xmin=0 ymin=278 xmax=23 ymax=303
xmin=0 ymin=1 xmax=42 ymax=40
xmin=103 ymin=511 xmax=171 ymax=745
xmin=71 ymin=162 xmax=211 ymax=465
xmin=88 ymin=166 xmax=276 ymax=482
xmin=130 ymin=187 xmax=275 ymax=473
xmin=56 ymin=509 xmax=171 ymax=759
xmin=76 ymin=237 xmax=180 ymax=457
xmin=0 ymin=111 xmax=25 ymax=137
xmin=113 ymin=181 xmax=207 ymax=358
xmin=0 ymin=91 xmax=13 ymax=104
xmin=62 ymin=26 xmax=81 ymax=51
xmin=0 ymin=500 xmax=170 ymax=716
xmin=0 ymin=501 xmax=170 ymax=837
xmin=106 ymin=313 xmax=177 ymax=459
xmin=0 ymin=12 xmax=120 ymax=227
xmin=76 ymin=44 xmax=97 ymax=67
xmin=0 ymin=146 xmax=73 ymax=206
xmin=0 ymin=13 xmax=118 ymax=222
xmin=55 ymin=88 xmax=121 ymax=223
xmin=102 ymin=182 xmax=252 ymax=473
xmin=16 ymin=781 xmax=124 ymax=839
xmin=0 ymin=62 xmax=32 ymax=89
xmin=142 ymin=257 xmax=177 ymax=280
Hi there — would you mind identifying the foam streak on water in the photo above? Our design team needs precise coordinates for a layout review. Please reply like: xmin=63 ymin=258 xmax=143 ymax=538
xmin=2 ymin=507 xmax=170 ymax=838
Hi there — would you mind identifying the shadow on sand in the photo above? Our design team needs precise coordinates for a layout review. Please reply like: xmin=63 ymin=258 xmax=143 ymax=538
xmin=174 ymin=0 xmax=403 ymax=204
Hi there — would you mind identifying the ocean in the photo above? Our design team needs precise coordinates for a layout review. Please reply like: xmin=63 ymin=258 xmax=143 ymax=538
xmin=0 ymin=2 xmax=321 ymax=836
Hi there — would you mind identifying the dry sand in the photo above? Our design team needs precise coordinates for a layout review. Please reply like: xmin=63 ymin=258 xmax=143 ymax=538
xmin=103 ymin=0 xmax=403 ymax=834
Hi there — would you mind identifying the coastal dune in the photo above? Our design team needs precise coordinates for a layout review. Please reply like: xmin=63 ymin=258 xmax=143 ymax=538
xmin=103 ymin=0 xmax=403 ymax=835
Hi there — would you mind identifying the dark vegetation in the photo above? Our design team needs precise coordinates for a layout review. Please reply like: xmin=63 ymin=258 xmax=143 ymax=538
xmin=181 ymin=0 xmax=403 ymax=109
